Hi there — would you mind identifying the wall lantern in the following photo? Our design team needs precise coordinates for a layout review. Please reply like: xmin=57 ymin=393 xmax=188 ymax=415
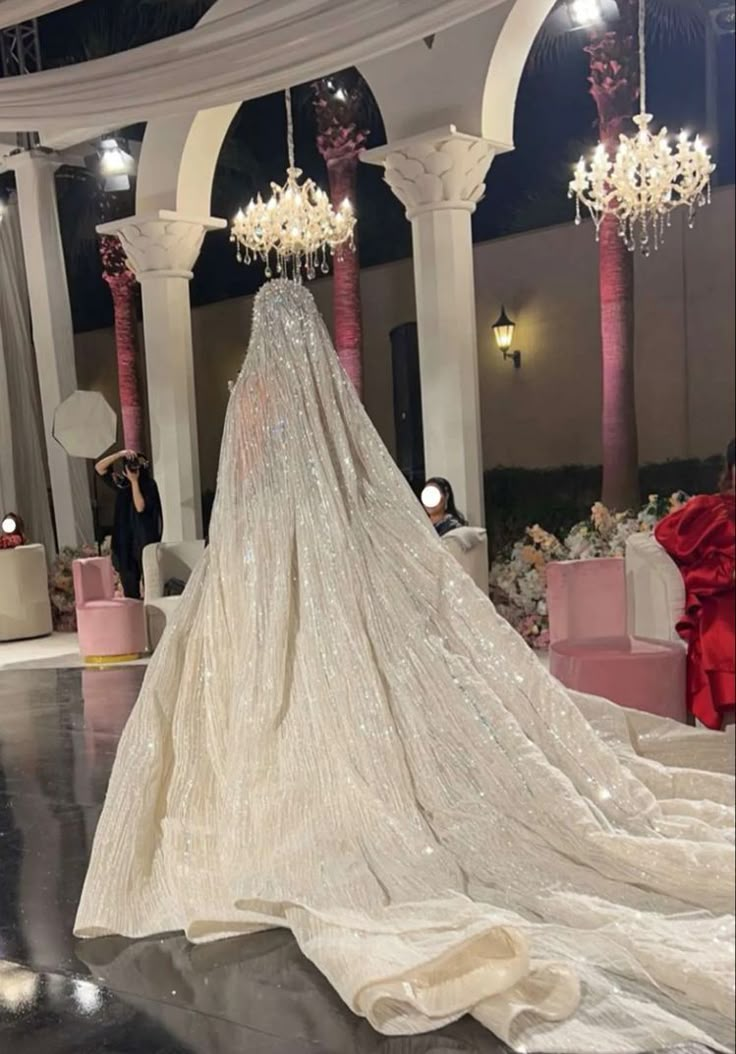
xmin=492 ymin=307 xmax=522 ymax=369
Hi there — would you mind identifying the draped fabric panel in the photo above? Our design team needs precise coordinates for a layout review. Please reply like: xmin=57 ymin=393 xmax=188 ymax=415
xmin=0 ymin=298 xmax=17 ymax=515
xmin=0 ymin=197 xmax=55 ymax=556
xmin=0 ymin=0 xmax=504 ymax=135
xmin=0 ymin=0 xmax=81 ymax=31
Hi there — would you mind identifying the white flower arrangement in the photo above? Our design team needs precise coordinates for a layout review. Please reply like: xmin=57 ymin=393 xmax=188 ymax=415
xmin=489 ymin=493 xmax=689 ymax=649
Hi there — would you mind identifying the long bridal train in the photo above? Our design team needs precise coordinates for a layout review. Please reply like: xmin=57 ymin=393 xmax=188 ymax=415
xmin=75 ymin=281 xmax=734 ymax=1054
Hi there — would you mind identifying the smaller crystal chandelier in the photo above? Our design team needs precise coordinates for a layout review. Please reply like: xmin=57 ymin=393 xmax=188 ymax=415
xmin=569 ymin=0 xmax=715 ymax=254
xmin=231 ymin=88 xmax=356 ymax=280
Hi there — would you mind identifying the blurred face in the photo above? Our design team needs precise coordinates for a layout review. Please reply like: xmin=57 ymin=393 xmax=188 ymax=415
xmin=0 ymin=513 xmax=24 ymax=548
xmin=421 ymin=483 xmax=446 ymax=519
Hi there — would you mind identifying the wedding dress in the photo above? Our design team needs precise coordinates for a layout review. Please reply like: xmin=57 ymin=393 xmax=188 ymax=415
xmin=75 ymin=281 xmax=735 ymax=1054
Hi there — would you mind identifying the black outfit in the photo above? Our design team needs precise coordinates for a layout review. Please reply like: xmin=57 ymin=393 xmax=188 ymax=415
xmin=434 ymin=514 xmax=464 ymax=538
xmin=102 ymin=470 xmax=163 ymax=598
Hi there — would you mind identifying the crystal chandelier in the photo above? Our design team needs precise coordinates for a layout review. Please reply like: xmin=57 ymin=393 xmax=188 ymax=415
xmin=569 ymin=0 xmax=715 ymax=254
xmin=230 ymin=88 xmax=356 ymax=280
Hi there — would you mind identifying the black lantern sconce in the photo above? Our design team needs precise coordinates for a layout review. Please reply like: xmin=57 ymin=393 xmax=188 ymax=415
xmin=492 ymin=306 xmax=522 ymax=368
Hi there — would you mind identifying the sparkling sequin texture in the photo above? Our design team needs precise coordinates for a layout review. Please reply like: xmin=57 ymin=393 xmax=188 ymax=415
xmin=75 ymin=281 xmax=735 ymax=1054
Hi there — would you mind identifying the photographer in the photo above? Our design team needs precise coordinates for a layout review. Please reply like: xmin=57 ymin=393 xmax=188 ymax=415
xmin=95 ymin=449 xmax=163 ymax=599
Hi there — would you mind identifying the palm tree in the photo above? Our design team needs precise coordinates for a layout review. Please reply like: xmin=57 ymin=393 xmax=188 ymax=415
xmin=56 ymin=161 xmax=147 ymax=451
xmin=53 ymin=0 xmax=212 ymax=453
xmin=587 ymin=2 xmax=640 ymax=511
xmin=56 ymin=147 xmax=146 ymax=452
xmin=538 ymin=0 xmax=706 ymax=510
xmin=98 ymin=228 xmax=144 ymax=451
xmin=311 ymin=74 xmax=371 ymax=398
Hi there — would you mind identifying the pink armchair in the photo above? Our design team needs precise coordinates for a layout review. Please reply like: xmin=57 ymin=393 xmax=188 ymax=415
xmin=547 ymin=557 xmax=686 ymax=722
xmin=72 ymin=557 xmax=147 ymax=663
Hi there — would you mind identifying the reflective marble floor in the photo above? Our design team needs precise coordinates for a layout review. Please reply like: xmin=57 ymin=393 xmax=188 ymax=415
xmin=0 ymin=666 xmax=714 ymax=1054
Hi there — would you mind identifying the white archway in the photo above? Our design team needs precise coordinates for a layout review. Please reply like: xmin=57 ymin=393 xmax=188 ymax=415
xmin=136 ymin=106 xmax=238 ymax=216
xmin=481 ymin=0 xmax=559 ymax=147
xmin=136 ymin=0 xmax=558 ymax=215
xmin=127 ymin=0 xmax=560 ymax=537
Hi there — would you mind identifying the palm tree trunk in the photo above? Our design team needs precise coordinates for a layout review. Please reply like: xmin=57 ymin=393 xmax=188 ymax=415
xmin=597 ymin=211 xmax=639 ymax=511
xmin=313 ymin=78 xmax=369 ymax=400
xmin=325 ymin=154 xmax=363 ymax=397
xmin=587 ymin=12 xmax=641 ymax=510
xmin=100 ymin=234 xmax=145 ymax=453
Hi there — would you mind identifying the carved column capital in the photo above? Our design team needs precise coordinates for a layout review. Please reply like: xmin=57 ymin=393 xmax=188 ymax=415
xmin=97 ymin=209 xmax=226 ymax=280
xmin=363 ymin=127 xmax=497 ymax=219
xmin=3 ymin=147 xmax=62 ymax=177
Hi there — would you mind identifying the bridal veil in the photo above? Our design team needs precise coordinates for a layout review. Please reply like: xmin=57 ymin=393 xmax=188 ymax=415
xmin=76 ymin=281 xmax=734 ymax=1054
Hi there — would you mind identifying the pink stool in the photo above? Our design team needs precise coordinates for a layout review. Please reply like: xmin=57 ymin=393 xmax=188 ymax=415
xmin=547 ymin=558 xmax=686 ymax=721
xmin=72 ymin=557 xmax=147 ymax=664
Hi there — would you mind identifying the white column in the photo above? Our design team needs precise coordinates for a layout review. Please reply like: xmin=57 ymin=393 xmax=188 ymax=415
xmin=364 ymin=128 xmax=496 ymax=526
xmin=6 ymin=149 xmax=93 ymax=548
xmin=98 ymin=210 xmax=225 ymax=542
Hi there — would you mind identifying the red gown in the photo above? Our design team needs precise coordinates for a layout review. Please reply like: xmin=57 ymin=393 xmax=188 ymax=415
xmin=655 ymin=493 xmax=736 ymax=729
xmin=0 ymin=532 xmax=24 ymax=550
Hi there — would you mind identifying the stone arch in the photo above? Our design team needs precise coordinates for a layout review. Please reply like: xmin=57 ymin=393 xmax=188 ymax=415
xmin=480 ymin=0 xmax=559 ymax=147
xmin=136 ymin=104 xmax=240 ymax=216
xmin=135 ymin=0 xmax=559 ymax=217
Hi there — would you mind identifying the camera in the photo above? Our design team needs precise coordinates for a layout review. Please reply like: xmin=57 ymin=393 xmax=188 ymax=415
xmin=123 ymin=455 xmax=142 ymax=470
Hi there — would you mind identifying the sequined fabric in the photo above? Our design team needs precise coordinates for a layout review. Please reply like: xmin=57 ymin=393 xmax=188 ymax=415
xmin=75 ymin=281 xmax=735 ymax=1054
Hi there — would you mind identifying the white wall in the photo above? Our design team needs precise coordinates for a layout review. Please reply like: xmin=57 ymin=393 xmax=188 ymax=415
xmin=75 ymin=185 xmax=735 ymax=493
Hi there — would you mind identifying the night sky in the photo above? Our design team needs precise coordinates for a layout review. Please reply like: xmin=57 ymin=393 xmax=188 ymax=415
xmin=10 ymin=0 xmax=733 ymax=332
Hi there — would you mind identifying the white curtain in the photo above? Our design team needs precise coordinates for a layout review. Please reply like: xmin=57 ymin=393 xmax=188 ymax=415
xmin=0 ymin=306 xmax=16 ymax=515
xmin=0 ymin=0 xmax=80 ymax=30
xmin=0 ymin=0 xmax=501 ymax=135
xmin=0 ymin=196 xmax=55 ymax=556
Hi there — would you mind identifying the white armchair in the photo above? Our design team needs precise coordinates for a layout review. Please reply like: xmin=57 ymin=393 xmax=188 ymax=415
xmin=142 ymin=541 xmax=205 ymax=650
xmin=625 ymin=532 xmax=685 ymax=645
xmin=443 ymin=527 xmax=489 ymax=594
xmin=0 ymin=544 xmax=53 ymax=642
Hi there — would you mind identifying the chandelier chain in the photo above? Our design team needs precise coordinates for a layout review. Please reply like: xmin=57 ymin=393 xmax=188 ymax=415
xmin=285 ymin=87 xmax=296 ymax=170
xmin=638 ymin=0 xmax=646 ymax=116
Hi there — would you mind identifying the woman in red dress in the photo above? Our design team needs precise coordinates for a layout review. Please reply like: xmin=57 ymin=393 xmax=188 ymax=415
xmin=655 ymin=440 xmax=736 ymax=729
xmin=0 ymin=513 xmax=25 ymax=550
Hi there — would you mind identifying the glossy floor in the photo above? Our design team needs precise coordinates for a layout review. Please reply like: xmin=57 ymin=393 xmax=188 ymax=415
xmin=0 ymin=666 xmax=713 ymax=1054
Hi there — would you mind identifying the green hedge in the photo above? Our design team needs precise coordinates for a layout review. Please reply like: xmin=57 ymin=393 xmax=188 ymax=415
xmin=203 ymin=456 xmax=722 ymax=555
xmin=484 ymin=456 xmax=722 ymax=557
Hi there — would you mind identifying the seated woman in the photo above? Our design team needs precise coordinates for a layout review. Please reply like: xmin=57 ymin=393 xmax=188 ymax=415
xmin=420 ymin=477 xmax=468 ymax=537
xmin=0 ymin=513 xmax=25 ymax=550
xmin=655 ymin=439 xmax=735 ymax=729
